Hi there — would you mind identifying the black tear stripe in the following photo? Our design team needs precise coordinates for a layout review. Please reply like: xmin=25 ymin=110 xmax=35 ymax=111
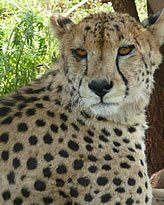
xmin=141 ymin=56 xmax=148 ymax=69
xmin=116 ymin=56 xmax=129 ymax=97
xmin=77 ymin=77 xmax=83 ymax=100
xmin=79 ymin=78 xmax=83 ymax=88
xmin=63 ymin=57 xmax=69 ymax=75
xmin=83 ymin=30 xmax=89 ymax=76
xmin=84 ymin=58 xmax=89 ymax=75
xmin=78 ymin=78 xmax=83 ymax=94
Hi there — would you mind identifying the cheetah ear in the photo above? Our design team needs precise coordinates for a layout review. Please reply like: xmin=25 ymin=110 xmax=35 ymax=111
xmin=143 ymin=9 xmax=164 ymax=46
xmin=50 ymin=15 xmax=74 ymax=39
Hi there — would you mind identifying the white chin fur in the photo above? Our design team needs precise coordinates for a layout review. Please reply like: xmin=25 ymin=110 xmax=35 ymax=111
xmin=90 ymin=104 xmax=120 ymax=117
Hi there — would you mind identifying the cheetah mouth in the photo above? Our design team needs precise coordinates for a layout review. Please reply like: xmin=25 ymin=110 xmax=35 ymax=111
xmin=92 ymin=102 xmax=119 ymax=107
xmin=89 ymin=101 xmax=120 ymax=117
xmin=99 ymin=97 xmax=119 ymax=107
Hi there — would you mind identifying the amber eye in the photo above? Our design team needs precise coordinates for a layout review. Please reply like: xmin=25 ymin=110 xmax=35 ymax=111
xmin=73 ymin=48 xmax=87 ymax=58
xmin=118 ymin=45 xmax=135 ymax=56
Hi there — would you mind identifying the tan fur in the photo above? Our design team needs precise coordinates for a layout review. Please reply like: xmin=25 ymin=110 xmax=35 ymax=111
xmin=0 ymin=12 xmax=163 ymax=205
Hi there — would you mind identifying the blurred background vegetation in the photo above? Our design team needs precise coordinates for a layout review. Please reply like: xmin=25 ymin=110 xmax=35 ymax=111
xmin=0 ymin=0 xmax=146 ymax=95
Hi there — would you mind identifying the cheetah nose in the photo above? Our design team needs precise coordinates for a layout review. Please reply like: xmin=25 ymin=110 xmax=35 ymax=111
xmin=88 ymin=79 xmax=113 ymax=97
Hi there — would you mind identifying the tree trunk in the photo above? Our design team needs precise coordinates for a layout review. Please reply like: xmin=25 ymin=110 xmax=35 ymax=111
xmin=147 ymin=0 xmax=164 ymax=15
xmin=146 ymin=55 xmax=164 ymax=175
xmin=146 ymin=0 xmax=164 ymax=176
xmin=101 ymin=0 xmax=139 ymax=21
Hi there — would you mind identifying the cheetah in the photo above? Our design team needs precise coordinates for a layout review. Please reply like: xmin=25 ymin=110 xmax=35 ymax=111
xmin=0 ymin=10 xmax=164 ymax=205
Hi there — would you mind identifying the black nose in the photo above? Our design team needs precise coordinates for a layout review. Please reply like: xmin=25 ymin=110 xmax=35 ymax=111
xmin=88 ymin=79 xmax=113 ymax=97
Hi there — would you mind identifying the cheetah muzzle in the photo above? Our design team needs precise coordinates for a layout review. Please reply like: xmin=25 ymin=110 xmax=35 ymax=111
xmin=0 ymin=10 xmax=164 ymax=205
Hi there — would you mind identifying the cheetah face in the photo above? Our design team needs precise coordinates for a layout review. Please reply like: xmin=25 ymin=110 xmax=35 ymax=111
xmin=51 ymin=12 xmax=164 ymax=118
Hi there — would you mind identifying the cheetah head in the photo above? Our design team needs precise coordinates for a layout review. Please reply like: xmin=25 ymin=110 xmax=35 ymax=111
xmin=51 ymin=11 xmax=164 ymax=120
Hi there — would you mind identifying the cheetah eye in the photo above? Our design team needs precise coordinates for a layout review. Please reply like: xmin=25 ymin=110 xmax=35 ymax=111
xmin=72 ymin=48 xmax=87 ymax=59
xmin=118 ymin=45 xmax=135 ymax=56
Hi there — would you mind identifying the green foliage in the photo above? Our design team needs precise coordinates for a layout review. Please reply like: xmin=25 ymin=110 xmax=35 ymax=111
xmin=0 ymin=3 xmax=58 ymax=95
xmin=135 ymin=0 xmax=147 ymax=21
xmin=0 ymin=0 xmax=146 ymax=95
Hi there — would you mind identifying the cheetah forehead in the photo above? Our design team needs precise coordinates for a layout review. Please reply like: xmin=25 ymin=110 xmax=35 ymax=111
xmin=81 ymin=12 xmax=138 ymax=26
xmin=73 ymin=12 xmax=143 ymax=41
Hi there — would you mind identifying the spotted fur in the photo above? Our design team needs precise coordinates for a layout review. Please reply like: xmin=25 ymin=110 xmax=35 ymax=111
xmin=0 ymin=11 xmax=164 ymax=205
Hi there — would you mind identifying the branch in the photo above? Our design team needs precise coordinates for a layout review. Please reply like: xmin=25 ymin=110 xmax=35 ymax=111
xmin=63 ymin=0 xmax=88 ymax=17
xmin=101 ymin=0 xmax=110 ymax=3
